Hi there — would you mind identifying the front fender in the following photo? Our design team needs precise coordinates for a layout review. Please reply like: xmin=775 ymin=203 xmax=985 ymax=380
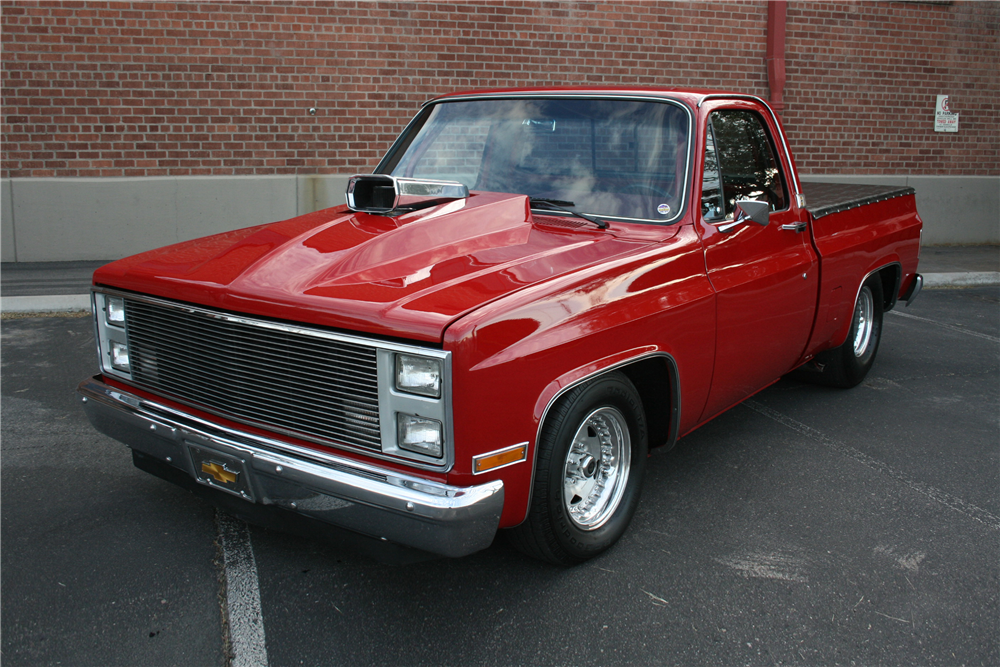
xmin=442 ymin=224 xmax=715 ymax=527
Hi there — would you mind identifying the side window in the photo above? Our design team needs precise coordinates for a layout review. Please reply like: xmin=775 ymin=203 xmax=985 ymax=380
xmin=706 ymin=110 xmax=788 ymax=218
xmin=701 ymin=120 xmax=724 ymax=219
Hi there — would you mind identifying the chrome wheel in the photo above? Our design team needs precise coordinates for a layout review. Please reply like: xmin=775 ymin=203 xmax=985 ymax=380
xmin=852 ymin=285 xmax=874 ymax=357
xmin=508 ymin=371 xmax=647 ymax=564
xmin=562 ymin=406 xmax=631 ymax=530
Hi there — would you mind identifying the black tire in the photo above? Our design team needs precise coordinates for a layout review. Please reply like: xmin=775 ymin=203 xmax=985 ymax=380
xmin=812 ymin=274 xmax=884 ymax=388
xmin=507 ymin=371 xmax=648 ymax=565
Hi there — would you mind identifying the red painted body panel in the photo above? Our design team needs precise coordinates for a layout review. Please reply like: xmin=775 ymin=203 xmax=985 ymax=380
xmin=444 ymin=222 xmax=716 ymax=526
xmin=89 ymin=87 xmax=922 ymax=539
xmin=694 ymin=98 xmax=818 ymax=423
xmin=93 ymin=192 xmax=649 ymax=343
xmin=804 ymin=195 xmax=922 ymax=357
xmin=698 ymin=216 xmax=818 ymax=422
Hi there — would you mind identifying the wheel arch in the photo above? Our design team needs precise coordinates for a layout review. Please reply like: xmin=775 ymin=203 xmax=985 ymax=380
xmin=854 ymin=261 xmax=900 ymax=313
xmin=618 ymin=356 xmax=680 ymax=452
xmin=875 ymin=262 xmax=902 ymax=311
xmin=831 ymin=261 xmax=900 ymax=350
xmin=517 ymin=350 xmax=680 ymax=526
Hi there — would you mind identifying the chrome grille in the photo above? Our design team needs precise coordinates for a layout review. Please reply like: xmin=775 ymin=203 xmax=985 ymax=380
xmin=124 ymin=299 xmax=382 ymax=450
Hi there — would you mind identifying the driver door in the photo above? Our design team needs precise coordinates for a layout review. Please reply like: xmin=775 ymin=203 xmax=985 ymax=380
xmin=697 ymin=104 xmax=818 ymax=422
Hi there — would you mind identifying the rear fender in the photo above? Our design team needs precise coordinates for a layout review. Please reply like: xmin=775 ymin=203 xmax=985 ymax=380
xmin=823 ymin=260 xmax=901 ymax=352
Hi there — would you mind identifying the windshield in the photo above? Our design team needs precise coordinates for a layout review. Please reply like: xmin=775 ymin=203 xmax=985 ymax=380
xmin=378 ymin=97 xmax=691 ymax=224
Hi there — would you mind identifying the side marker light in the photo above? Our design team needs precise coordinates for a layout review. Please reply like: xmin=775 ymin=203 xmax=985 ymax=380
xmin=473 ymin=443 xmax=528 ymax=474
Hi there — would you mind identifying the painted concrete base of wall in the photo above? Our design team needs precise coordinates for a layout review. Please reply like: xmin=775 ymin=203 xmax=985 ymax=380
xmin=799 ymin=174 xmax=999 ymax=246
xmin=2 ymin=174 xmax=997 ymax=262
xmin=1 ymin=174 xmax=351 ymax=262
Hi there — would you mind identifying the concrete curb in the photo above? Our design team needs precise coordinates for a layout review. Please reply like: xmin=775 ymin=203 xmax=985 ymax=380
xmin=2 ymin=272 xmax=997 ymax=314
xmin=922 ymin=272 xmax=1000 ymax=288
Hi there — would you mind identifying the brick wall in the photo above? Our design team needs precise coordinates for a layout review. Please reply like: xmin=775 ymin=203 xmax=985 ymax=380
xmin=2 ymin=0 xmax=997 ymax=179
xmin=782 ymin=1 xmax=999 ymax=174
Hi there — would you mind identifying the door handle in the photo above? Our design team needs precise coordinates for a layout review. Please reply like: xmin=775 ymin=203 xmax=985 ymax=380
xmin=781 ymin=221 xmax=808 ymax=232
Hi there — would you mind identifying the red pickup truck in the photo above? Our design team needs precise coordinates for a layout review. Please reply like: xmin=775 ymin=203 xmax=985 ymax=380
xmin=79 ymin=88 xmax=922 ymax=564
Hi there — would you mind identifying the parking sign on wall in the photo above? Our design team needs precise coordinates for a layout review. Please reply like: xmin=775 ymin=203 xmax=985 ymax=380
xmin=935 ymin=95 xmax=960 ymax=133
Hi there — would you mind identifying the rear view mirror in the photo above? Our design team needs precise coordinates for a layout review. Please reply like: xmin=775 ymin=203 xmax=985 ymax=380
xmin=522 ymin=119 xmax=557 ymax=132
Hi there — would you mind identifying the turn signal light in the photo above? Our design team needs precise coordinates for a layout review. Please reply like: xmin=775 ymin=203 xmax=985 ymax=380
xmin=473 ymin=443 xmax=528 ymax=474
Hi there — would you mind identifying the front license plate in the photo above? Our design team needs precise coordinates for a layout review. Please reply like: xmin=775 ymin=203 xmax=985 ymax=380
xmin=188 ymin=444 xmax=255 ymax=502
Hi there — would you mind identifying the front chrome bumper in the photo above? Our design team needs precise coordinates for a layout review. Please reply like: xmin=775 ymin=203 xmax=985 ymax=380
xmin=78 ymin=376 xmax=503 ymax=558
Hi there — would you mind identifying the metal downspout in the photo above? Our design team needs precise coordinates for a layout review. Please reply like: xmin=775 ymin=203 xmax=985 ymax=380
xmin=766 ymin=0 xmax=788 ymax=115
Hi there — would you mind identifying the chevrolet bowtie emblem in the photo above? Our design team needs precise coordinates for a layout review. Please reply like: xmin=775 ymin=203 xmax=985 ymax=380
xmin=202 ymin=461 xmax=238 ymax=485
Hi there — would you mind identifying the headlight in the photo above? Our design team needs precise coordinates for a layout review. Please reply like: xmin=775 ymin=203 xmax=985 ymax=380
xmin=106 ymin=296 xmax=126 ymax=325
xmin=396 ymin=413 xmax=443 ymax=458
xmin=110 ymin=340 xmax=130 ymax=372
xmin=95 ymin=291 xmax=132 ymax=379
xmin=378 ymin=348 xmax=450 ymax=467
xmin=394 ymin=354 xmax=441 ymax=398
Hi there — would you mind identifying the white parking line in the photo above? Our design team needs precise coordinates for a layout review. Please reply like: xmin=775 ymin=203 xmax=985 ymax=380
xmin=745 ymin=400 xmax=1000 ymax=532
xmin=217 ymin=510 xmax=270 ymax=667
xmin=888 ymin=309 xmax=1000 ymax=343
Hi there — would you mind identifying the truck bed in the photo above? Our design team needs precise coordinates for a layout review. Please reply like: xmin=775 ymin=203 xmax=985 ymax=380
xmin=800 ymin=179 xmax=922 ymax=361
xmin=802 ymin=182 xmax=915 ymax=219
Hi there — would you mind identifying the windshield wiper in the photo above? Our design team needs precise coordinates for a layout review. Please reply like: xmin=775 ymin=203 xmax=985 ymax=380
xmin=529 ymin=198 xmax=608 ymax=230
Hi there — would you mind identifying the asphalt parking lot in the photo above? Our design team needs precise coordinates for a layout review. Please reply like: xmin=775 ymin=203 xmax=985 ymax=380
xmin=2 ymin=286 xmax=997 ymax=667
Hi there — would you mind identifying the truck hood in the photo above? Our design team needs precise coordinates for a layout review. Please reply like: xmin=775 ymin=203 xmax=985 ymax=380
xmin=94 ymin=192 xmax=659 ymax=342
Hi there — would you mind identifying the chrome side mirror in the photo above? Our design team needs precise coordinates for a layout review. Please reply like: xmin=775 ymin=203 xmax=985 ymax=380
xmin=346 ymin=175 xmax=469 ymax=214
xmin=716 ymin=199 xmax=770 ymax=233
xmin=735 ymin=199 xmax=770 ymax=226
